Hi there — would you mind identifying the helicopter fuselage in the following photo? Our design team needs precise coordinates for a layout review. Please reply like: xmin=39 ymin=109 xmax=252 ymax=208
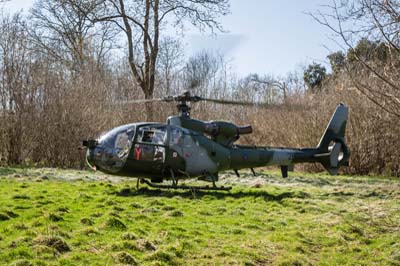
xmin=86 ymin=121 xmax=318 ymax=181
xmin=85 ymin=104 xmax=350 ymax=182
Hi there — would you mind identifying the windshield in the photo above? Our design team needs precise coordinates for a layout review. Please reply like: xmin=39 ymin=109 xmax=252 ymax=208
xmin=98 ymin=124 xmax=135 ymax=147
xmin=93 ymin=124 xmax=136 ymax=173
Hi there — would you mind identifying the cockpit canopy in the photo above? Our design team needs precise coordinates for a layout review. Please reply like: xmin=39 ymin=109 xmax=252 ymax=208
xmin=87 ymin=124 xmax=136 ymax=173
xmin=86 ymin=123 xmax=170 ymax=174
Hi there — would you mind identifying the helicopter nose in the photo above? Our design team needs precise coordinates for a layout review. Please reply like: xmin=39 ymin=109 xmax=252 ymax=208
xmin=83 ymin=140 xmax=99 ymax=169
xmin=83 ymin=125 xmax=135 ymax=174
xmin=84 ymin=141 xmax=128 ymax=174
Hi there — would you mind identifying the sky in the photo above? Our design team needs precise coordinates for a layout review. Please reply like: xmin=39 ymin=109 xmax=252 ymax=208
xmin=2 ymin=0 xmax=340 ymax=77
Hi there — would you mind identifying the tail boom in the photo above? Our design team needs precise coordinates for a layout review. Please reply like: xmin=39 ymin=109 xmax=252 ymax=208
xmin=228 ymin=103 xmax=350 ymax=176
xmin=229 ymin=146 xmax=321 ymax=170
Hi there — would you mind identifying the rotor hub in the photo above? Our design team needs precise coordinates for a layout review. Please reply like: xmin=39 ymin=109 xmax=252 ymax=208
xmin=166 ymin=91 xmax=201 ymax=117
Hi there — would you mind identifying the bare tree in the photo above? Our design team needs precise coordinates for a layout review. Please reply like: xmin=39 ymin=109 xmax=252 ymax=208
xmin=310 ymin=0 xmax=400 ymax=117
xmin=67 ymin=0 xmax=229 ymax=120
xmin=182 ymin=50 xmax=222 ymax=93
xmin=248 ymin=74 xmax=288 ymax=103
xmin=30 ymin=0 xmax=114 ymax=74
xmin=157 ymin=36 xmax=184 ymax=96
xmin=0 ymin=13 xmax=36 ymax=164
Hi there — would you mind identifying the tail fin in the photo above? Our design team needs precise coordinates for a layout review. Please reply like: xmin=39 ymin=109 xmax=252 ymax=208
xmin=316 ymin=103 xmax=350 ymax=175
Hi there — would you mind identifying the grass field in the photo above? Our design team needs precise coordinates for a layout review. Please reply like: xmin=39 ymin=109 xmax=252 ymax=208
xmin=0 ymin=167 xmax=399 ymax=266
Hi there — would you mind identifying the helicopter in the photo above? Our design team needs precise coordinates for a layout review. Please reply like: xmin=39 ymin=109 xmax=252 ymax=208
xmin=82 ymin=91 xmax=350 ymax=191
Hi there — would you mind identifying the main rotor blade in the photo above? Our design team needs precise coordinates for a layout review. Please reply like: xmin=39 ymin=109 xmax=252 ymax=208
xmin=116 ymin=94 xmax=305 ymax=111
xmin=118 ymin=98 xmax=165 ymax=104
xmin=200 ymin=97 xmax=272 ymax=107
xmin=120 ymin=97 xmax=262 ymax=106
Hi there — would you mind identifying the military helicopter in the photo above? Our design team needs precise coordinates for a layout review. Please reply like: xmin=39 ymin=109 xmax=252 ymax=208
xmin=83 ymin=91 xmax=350 ymax=191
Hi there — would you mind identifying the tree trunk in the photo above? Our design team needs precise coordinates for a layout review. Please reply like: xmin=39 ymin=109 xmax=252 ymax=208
xmin=144 ymin=92 xmax=155 ymax=121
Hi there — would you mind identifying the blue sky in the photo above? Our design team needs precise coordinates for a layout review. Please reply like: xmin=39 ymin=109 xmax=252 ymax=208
xmin=2 ymin=0 xmax=339 ymax=77
xmin=186 ymin=0 xmax=341 ymax=76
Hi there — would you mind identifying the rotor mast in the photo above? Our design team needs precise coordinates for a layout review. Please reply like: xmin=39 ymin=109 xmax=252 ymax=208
xmin=168 ymin=91 xmax=201 ymax=118
xmin=176 ymin=92 xmax=191 ymax=117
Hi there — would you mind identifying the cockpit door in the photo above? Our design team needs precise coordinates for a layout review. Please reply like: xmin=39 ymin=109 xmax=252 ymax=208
xmin=131 ymin=125 xmax=168 ymax=164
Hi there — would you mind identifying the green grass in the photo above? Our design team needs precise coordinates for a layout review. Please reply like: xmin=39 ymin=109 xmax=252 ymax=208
xmin=0 ymin=167 xmax=399 ymax=266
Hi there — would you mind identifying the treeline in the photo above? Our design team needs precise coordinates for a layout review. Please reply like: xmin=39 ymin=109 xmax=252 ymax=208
xmin=0 ymin=0 xmax=399 ymax=176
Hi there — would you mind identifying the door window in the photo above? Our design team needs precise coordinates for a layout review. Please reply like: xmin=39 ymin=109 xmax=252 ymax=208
xmin=138 ymin=126 xmax=167 ymax=145
xmin=134 ymin=125 xmax=167 ymax=162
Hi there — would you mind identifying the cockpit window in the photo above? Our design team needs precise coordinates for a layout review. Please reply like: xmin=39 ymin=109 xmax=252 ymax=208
xmin=94 ymin=124 xmax=135 ymax=173
xmin=98 ymin=124 xmax=135 ymax=148
xmin=115 ymin=131 xmax=133 ymax=158
xmin=138 ymin=126 xmax=167 ymax=145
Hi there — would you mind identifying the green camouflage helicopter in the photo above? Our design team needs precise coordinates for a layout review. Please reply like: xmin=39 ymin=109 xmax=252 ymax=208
xmin=83 ymin=91 xmax=350 ymax=191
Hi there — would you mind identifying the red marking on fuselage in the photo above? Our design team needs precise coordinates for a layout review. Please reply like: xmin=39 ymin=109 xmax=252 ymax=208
xmin=135 ymin=147 xmax=142 ymax=160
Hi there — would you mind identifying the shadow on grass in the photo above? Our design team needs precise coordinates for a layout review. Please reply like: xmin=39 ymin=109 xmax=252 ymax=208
xmin=115 ymin=187 xmax=310 ymax=202
xmin=0 ymin=167 xmax=17 ymax=176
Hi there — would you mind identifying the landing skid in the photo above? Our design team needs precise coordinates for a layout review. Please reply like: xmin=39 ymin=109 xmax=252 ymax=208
xmin=140 ymin=179 xmax=232 ymax=191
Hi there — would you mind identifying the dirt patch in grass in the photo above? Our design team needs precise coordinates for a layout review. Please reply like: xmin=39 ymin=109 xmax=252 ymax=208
xmin=33 ymin=235 xmax=70 ymax=253
xmin=80 ymin=217 xmax=94 ymax=225
xmin=116 ymin=251 xmax=138 ymax=265
xmin=105 ymin=217 xmax=127 ymax=230
xmin=137 ymin=239 xmax=157 ymax=251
